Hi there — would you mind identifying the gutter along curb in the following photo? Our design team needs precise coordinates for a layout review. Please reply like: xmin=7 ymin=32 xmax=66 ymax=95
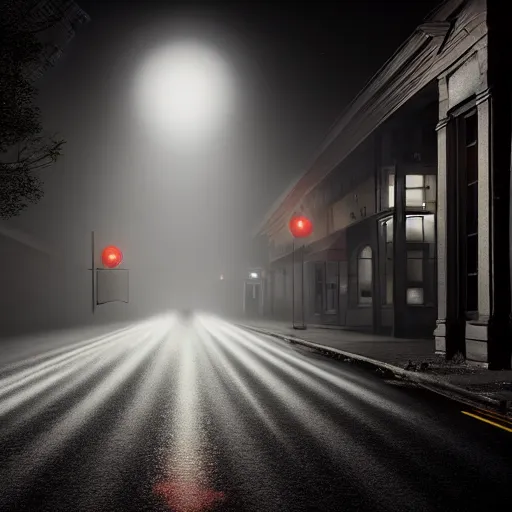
xmin=238 ymin=324 xmax=506 ymax=412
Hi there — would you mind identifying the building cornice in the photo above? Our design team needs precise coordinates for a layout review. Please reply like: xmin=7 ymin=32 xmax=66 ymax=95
xmin=255 ymin=0 xmax=485 ymax=238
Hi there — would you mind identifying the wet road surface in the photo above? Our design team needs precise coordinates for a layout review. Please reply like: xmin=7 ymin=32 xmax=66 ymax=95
xmin=0 ymin=313 xmax=510 ymax=511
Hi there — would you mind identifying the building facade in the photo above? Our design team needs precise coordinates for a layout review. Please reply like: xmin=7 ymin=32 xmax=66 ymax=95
xmin=253 ymin=0 xmax=512 ymax=368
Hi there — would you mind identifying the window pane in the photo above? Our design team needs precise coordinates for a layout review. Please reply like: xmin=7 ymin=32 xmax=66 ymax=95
xmin=326 ymin=283 xmax=336 ymax=311
xmin=388 ymin=184 xmax=395 ymax=208
xmin=407 ymin=255 xmax=423 ymax=282
xmin=360 ymin=246 xmax=372 ymax=259
xmin=406 ymin=175 xmax=424 ymax=188
xmin=385 ymin=219 xmax=393 ymax=242
xmin=386 ymin=242 xmax=393 ymax=259
xmin=386 ymin=272 xmax=393 ymax=305
xmin=326 ymin=261 xmax=338 ymax=284
xmin=407 ymin=287 xmax=424 ymax=305
xmin=358 ymin=259 xmax=372 ymax=304
xmin=406 ymin=188 xmax=424 ymax=207
xmin=424 ymin=214 xmax=435 ymax=243
xmin=406 ymin=216 xmax=424 ymax=242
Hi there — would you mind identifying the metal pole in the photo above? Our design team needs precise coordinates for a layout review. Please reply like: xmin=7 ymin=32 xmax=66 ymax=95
xmin=292 ymin=238 xmax=295 ymax=327
xmin=91 ymin=230 xmax=96 ymax=314
xmin=301 ymin=243 xmax=305 ymax=328
xmin=243 ymin=281 xmax=246 ymax=316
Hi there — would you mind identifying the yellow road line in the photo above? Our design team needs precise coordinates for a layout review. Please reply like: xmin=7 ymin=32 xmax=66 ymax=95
xmin=462 ymin=411 xmax=512 ymax=433
xmin=474 ymin=408 xmax=512 ymax=425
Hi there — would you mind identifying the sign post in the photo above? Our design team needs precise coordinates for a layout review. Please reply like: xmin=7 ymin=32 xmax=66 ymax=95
xmin=288 ymin=215 xmax=313 ymax=330
xmin=89 ymin=233 xmax=128 ymax=310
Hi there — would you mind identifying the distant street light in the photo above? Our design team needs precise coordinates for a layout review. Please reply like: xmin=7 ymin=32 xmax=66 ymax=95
xmin=219 ymin=274 xmax=224 ymax=280
xmin=249 ymin=272 xmax=258 ymax=279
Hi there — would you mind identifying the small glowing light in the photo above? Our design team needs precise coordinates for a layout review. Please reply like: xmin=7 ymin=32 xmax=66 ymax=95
xmin=289 ymin=215 xmax=313 ymax=238
xmin=250 ymin=272 xmax=258 ymax=279
xmin=101 ymin=246 xmax=123 ymax=269
xmin=220 ymin=274 xmax=224 ymax=280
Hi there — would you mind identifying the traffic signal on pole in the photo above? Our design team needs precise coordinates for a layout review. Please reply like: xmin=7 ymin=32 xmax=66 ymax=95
xmin=101 ymin=245 xmax=123 ymax=268
xmin=289 ymin=215 xmax=313 ymax=238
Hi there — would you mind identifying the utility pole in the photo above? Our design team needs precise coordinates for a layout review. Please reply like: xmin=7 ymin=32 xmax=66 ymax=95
xmin=487 ymin=0 xmax=512 ymax=370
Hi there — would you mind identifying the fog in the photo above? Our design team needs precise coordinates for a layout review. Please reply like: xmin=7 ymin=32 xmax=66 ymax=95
xmin=0 ymin=0 xmax=439 ymax=338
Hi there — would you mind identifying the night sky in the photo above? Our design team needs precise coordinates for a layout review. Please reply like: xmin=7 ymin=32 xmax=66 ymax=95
xmin=5 ymin=0 xmax=440 ymax=315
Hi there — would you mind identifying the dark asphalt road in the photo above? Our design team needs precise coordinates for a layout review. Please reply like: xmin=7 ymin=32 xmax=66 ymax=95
xmin=0 ymin=313 xmax=510 ymax=512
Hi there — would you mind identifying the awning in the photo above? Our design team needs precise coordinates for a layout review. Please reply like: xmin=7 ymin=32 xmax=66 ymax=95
xmin=269 ymin=229 xmax=347 ymax=268
xmin=304 ymin=230 xmax=346 ymax=262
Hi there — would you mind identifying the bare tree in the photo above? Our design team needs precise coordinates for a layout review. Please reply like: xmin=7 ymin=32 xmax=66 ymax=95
xmin=0 ymin=0 xmax=67 ymax=219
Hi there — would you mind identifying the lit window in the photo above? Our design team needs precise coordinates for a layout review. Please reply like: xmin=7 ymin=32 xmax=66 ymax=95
xmin=407 ymin=288 xmax=424 ymax=305
xmin=406 ymin=188 xmax=424 ymax=207
xmin=357 ymin=246 xmax=372 ymax=305
xmin=424 ymin=214 xmax=435 ymax=243
xmin=388 ymin=174 xmax=395 ymax=208
xmin=406 ymin=216 xmax=424 ymax=242
xmin=388 ymin=174 xmax=431 ymax=208
xmin=405 ymin=214 xmax=435 ymax=243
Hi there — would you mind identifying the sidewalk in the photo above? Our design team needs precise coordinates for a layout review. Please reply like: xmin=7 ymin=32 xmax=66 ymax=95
xmin=237 ymin=319 xmax=512 ymax=412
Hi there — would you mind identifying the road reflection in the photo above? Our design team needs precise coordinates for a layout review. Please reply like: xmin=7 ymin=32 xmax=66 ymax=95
xmin=153 ymin=323 xmax=225 ymax=511
xmin=153 ymin=479 xmax=225 ymax=512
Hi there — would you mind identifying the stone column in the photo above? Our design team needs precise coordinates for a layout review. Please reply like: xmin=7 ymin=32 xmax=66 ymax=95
xmin=392 ymin=161 xmax=407 ymax=337
xmin=434 ymin=76 xmax=449 ymax=353
xmin=476 ymin=88 xmax=491 ymax=321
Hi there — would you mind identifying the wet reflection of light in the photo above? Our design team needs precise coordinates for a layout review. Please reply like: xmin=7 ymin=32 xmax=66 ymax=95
xmin=153 ymin=327 xmax=225 ymax=512
xmin=1 ymin=317 xmax=173 ymax=498
xmin=194 ymin=319 xmax=293 ymax=452
xmin=196 ymin=316 xmax=430 ymax=509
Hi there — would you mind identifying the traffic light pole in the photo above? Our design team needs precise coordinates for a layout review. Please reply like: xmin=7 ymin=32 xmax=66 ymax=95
xmin=91 ymin=230 xmax=96 ymax=314
xmin=292 ymin=238 xmax=295 ymax=328
xmin=292 ymin=239 xmax=306 ymax=330
xmin=301 ymin=243 xmax=305 ymax=329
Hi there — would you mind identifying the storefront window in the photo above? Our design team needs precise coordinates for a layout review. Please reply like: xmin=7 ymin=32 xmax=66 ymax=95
xmin=388 ymin=174 xmax=436 ymax=209
xmin=325 ymin=262 xmax=339 ymax=313
xmin=381 ymin=218 xmax=393 ymax=305
xmin=405 ymin=214 xmax=435 ymax=243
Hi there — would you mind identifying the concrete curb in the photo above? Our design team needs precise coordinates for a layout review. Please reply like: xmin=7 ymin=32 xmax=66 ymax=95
xmin=237 ymin=324 xmax=504 ymax=412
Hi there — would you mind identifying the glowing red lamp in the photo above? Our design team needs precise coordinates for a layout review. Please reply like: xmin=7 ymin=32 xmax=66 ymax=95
xmin=101 ymin=245 xmax=123 ymax=268
xmin=289 ymin=215 xmax=313 ymax=238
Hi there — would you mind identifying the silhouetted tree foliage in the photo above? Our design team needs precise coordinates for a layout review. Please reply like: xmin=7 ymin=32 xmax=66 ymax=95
xmin=0 ymin=0 xmax=66 ymax=220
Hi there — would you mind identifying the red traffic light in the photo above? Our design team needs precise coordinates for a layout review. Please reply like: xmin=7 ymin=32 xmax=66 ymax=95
xmin=289 ymin=215 xmax=313 ymax=238
xmin=101 ymin=245 xmax=123 ymax=268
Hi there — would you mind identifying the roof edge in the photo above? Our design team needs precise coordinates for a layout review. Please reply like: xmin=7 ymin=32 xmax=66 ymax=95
xmin=254 ymin=0 xmax=465 ymax=239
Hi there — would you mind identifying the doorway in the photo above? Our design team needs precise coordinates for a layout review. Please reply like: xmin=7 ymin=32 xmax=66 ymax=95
xmin=446 ymin=103 xmax=478 ymax=356
xmin=244 ymin=282 xmax=261 ymax=318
